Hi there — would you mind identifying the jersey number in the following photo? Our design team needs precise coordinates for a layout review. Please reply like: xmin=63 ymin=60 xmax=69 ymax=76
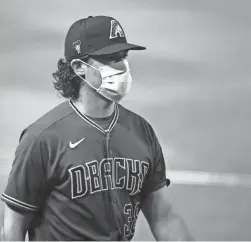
xmin=123 ymin=202 xmax=140 ymax=237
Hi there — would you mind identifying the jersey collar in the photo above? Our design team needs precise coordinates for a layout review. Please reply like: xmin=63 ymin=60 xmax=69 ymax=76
xmin=69 ymin=100 xmax=119 ymax=134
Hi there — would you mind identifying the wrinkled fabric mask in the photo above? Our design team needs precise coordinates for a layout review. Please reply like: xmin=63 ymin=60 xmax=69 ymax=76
xmin=71 ymin=59 xmax=132 ymax=102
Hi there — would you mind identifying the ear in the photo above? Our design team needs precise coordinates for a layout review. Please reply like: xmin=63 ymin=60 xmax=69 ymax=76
xmin=71 ymin=59 xmax=87 ymax=76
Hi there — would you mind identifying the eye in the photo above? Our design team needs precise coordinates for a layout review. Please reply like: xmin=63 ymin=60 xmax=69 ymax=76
xmin=121 ymin=52 xmax=128 ymax=60
xmin=109 ymin=52 xmax=128 ymax=63
xmin=93 ymin=51 xmax=128 ymax=64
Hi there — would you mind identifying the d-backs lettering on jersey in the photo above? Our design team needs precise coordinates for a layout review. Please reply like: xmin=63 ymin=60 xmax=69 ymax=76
xmin=1 ymin=101 xmax=169 ymax=241
xmin=69 ymin=158 xmax=150 ymax=199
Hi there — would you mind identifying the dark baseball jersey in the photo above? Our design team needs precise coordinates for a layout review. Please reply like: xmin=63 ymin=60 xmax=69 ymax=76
xmin=1 ymin=100 xmax=170 ymax=241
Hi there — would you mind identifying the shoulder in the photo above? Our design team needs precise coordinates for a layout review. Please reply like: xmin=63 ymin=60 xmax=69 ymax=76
xmin=118 ymin=104 xmax=151 ymax=125
xmin=19 ymin=101 xmax=74 ymax=142
xmin=118 ymin=104 xmax=157 ymax=142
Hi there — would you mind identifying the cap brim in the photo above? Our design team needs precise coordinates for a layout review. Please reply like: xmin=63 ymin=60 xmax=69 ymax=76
xmin=88 ymin=43 xmax=146 ymax=56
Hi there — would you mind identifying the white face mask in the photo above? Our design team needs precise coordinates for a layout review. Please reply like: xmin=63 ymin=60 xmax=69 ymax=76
xmin=71 ymin=59 xmax=132 ymax=102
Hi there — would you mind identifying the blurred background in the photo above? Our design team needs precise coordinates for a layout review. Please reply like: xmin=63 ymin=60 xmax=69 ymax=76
xmin=0 ymin=0 xmax=251 ymax=240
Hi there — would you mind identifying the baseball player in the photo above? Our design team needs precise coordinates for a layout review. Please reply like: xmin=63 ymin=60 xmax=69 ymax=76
xmin=1 ymin=16 xmax=194 ymax=241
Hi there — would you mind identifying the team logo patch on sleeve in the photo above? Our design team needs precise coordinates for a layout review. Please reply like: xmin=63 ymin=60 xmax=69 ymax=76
xmin=72 ymin=40 xmax=81 ymax=54
xmin=109 ymin=20 xmax=125 ymax=39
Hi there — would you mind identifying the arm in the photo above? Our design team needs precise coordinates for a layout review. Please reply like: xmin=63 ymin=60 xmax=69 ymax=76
xmin=142 ymin=185 xmax=194 ymax=241
xmin=1 ymin=204 xmax=34 ymax=241
xmin=1 ymin=132 xmax=48 ymax=240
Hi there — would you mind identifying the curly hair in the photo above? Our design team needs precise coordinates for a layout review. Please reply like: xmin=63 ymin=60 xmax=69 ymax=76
xmin=52 ymin=58 xmax=84 ymax=101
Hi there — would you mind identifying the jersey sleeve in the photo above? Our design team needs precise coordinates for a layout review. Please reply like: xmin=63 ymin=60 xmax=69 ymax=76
xmin=1 ymin=132 xmax=48 ymax=212
xmin=140 ymin=124 xmax=170 ymax=201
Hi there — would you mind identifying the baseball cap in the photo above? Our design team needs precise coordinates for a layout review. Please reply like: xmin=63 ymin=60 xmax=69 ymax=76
xmin=64 ymin=15 xmax=146 ymax=61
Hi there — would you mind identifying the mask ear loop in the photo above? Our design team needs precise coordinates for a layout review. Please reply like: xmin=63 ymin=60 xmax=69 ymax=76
xmin=123 ymin=59 xmax=130 ymax=71
xmin=70 ymin=59 xmax=101 ymax=91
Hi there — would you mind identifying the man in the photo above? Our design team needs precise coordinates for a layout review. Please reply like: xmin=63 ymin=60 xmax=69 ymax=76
xmin=1 ymin=16 xmax=194 ymax=241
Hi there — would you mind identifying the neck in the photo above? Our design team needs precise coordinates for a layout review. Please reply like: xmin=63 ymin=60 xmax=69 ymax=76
xmin=72 ymin=86 xmax=115 ymax=118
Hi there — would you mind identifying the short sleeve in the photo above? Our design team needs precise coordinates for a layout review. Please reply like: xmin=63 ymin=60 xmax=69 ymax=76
xmin=1 ymin=132 xmax=48 ymax=212
xmin=140 ymin=126 xmax=170 ymax=201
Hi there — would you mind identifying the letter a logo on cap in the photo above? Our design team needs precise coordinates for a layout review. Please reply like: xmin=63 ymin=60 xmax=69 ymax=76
xmin=109 ymin=20 xmax=125 ymax=39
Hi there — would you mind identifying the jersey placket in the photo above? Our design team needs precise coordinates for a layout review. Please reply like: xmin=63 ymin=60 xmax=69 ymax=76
xmin=69 ymin=101 xmax=127 ymax=239
xmin=104 ymin=128 xmax=128 ymax=240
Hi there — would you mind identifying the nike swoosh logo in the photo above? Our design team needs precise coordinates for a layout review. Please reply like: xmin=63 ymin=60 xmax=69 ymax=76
xmin=69 ymin=137 xmax=85 ymax=148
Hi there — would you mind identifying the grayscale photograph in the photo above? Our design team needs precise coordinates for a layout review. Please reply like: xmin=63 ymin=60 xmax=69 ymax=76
xmin=0 ymin=0 xmax=250 ymax=241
